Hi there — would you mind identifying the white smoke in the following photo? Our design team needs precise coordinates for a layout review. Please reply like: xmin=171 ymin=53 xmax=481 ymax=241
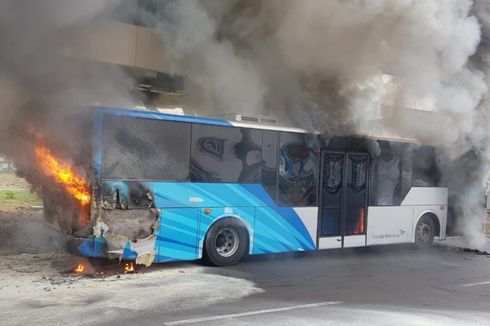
xmin=1 ymin=1 xmax=490 ymax=245
xmin=0 ymin=0 xmax=134 ymax=237
xmin=130 ymin=0 xmax=266 ymax=116
xmin=132 ymin=0 xmax=490 ymax=244
xmin=0 ymin=0 xmax=134 ymax=159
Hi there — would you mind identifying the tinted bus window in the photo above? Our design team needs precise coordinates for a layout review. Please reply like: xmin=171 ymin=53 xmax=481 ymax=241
xmin=370 ymin=142 xmax=413 ymax=206
xmin=400 ymin=147 xmax=413 ymax=199
xmin=412 ymin=146 xmax=440 ymax=186
xmin=373 ymin=152 xmax=400 ymax=205
xmin=190 ymin=124 xmax=261 ymax=183
xmin=278 ymin=133 xmax=318 ymax=206
xmin=102 ymin=115 xmax=191 ymax=181
xmin=262 ymin=130 xmax=278 ymax=200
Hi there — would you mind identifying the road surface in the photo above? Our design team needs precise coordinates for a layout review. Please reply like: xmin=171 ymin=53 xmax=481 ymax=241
xmin=99 ymin=245 xmax=490 ymax=326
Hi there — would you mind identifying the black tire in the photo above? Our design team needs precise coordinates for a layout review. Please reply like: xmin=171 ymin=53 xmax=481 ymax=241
xmin=203 ymin=218 xmax=248 ymax=267
xmin=414 ymin=215 xmax=435 ymax=249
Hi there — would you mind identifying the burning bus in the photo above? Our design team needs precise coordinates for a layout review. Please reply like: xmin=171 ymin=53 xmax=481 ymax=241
xmin=38 ymin=106 xmax=447 ymax=267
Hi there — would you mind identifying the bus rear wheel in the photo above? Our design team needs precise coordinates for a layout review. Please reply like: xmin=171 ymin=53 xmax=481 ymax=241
xmin=203 ymin=218 xmax=248 ymax=266
xmin=414 ymin=216 xmax=435 ymax=249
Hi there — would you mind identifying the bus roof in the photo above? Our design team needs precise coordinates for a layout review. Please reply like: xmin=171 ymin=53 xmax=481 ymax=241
xmin=94 ymin=106 xmax=310 ymax=133
xmin=93 ymin=106 xmax=418 ymax=143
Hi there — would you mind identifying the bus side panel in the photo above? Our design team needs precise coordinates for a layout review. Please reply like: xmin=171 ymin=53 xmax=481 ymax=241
xmin=150 ymin=183 xmax=276 ymax=208
xmin=412 ymin=205 xmax=447 ymax=240
xmin=197 ymin=207 xmax=256 ymax=258
xmin=155 ymin=208 xmax=200 ymax=263
xmin=366 ymin=206 xmax=414 ymax=246
xmin=252 ymin=206 xmax=316 ymax=254
xmin=292 ymin=207 xmax=318 ymax=248
xmin=401 ymin=187 xmax=448 ymax=206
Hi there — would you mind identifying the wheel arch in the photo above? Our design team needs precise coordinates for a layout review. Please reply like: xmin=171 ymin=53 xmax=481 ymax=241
xmin=414 ymin=210 xmax=441 ymax=239
xmin=199 ymin=214 xmax=253 ymax=259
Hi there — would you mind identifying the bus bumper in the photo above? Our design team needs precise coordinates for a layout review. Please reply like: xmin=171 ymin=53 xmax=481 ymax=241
xmin=67 ymin=236 xmax=140 ymax=261
xmin=67 ymin=236 xmax=108 ymax=258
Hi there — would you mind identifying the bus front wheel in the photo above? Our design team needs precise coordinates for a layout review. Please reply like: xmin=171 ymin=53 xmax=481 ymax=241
xmin=203 ymin=218 xmax=248 ymax=266
xmin=414 ymin=215 xmax=435 ymax=249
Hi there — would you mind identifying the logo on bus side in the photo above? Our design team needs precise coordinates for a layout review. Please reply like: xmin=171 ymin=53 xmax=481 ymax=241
xmin=373 ymin=229 xmax=408 ymax=239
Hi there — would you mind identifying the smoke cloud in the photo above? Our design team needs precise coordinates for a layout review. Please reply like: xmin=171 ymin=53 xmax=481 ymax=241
xmin=0 ymin=0 xmax=135 ymax=240
xmin=1 ymin=1 xmax=490 ymax=244
xmin=127 ymin=0 xmax=490 ymax=244
xmin=0 ymin=0 xmax=134 ymax=189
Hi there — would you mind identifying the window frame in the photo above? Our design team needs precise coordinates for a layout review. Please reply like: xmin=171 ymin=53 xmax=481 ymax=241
xmin=277 ymin=131 xmax=319 ymax=207
xmin=189 ymin=124 xmax=263 ymax=184
xmin=100 ymin=115 xmax=192 ymax=182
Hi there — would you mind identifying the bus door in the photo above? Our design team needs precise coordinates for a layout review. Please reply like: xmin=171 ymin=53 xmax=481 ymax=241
xmin=318 ymin=151 xmax=368 ymax=249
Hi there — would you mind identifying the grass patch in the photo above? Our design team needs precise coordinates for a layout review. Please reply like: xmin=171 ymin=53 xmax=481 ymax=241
xmin=0 ymin=189 xmax=42 ymax=209
xmin=5 ymin=191 xmax=15 ymax=200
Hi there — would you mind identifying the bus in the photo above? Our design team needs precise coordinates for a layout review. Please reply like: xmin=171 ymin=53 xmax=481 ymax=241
xmin=65 ymin=107 xmax=447 ymax=266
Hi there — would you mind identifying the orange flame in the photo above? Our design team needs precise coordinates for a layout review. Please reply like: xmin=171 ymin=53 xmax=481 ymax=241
xmin=74 ymin=263 xmax=86 ymax=273
xmin=356 ymin=208 xmax=365 ymax=234
xmin=124 ymin=262 xmax=135 ymax=274
xmin=35 ymin=145 xmax=91 ymax=206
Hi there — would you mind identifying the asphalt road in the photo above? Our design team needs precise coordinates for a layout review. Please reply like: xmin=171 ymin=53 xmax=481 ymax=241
xmin=100 ymin=245 xmax=490 ymax=326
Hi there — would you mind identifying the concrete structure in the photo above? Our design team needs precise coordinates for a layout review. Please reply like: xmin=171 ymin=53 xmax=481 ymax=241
xmin=62 ymin=20 xmax=168 ymax=73
xmin=61 ymin=19 xmax=184 ymax=111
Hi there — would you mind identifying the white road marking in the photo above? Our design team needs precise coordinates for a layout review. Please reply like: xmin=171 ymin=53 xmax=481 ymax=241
xmin=163 ymin=301 xmax=343 ymax=325
xmin=462 ymin=281 xmax=490 ymax=287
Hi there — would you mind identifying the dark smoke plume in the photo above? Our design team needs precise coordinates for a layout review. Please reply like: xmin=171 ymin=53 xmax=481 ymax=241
xmin=0 ymin=0 xmax=133 ymax=208
xmin=123 ymin=0 xmax=490 ymax=246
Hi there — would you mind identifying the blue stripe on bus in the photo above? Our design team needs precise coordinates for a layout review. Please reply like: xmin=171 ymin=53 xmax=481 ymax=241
xmin=156 ymin=236 xmax=198 ymax=250
xmin=149 ymin=183 xmax=277 ymax=208
xmin=93 ymin=106 xmax=233 ymax=127
xmin=87 ymin=181 xmax=316 ymax=263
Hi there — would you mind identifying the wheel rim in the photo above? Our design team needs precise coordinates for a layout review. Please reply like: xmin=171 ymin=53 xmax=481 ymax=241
xmin=416 ymin=222 xmax=431 ymax=243
xmin=215 ymin=227 xmax=239 ymax=257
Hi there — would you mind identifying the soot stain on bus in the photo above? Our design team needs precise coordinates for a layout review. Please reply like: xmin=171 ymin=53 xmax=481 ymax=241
xmin=13 ymin=114 xmax=158 ymax=267
xmin=68 ymin=180 xmax=162 ymax=267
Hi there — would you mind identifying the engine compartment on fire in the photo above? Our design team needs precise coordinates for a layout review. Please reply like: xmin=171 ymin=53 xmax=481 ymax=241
xmin=79 ymin=181 xmax=161 ymax=266
xmin=22 ymin=118 xmax=162 ymax=267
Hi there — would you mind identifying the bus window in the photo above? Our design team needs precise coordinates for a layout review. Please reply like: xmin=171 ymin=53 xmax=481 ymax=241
xmin=102 ymin=116 xmax=191 ymax=181
xmin=370 ymin=142 xmax=418 ymax=206
xmin=370 ymin=142 xmax=401 ymax=206
xmin=400 ymin=147 xmax=413 ymax=199
xmin=321 ymin=152 xmax=344 ymax=236
xmin=278 ymin=132 xmax=318 ymax=207
xmin=412 ymin=146 xmax=440 ymax=186
xmin=262 ymin=130 xmax=278 ymax=201
xmin=190 ymin=124 xmax=261 ymax=183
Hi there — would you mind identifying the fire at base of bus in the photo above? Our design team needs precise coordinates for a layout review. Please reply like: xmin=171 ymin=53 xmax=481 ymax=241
xmin=33 ymin=136 xmax=159 ymax=267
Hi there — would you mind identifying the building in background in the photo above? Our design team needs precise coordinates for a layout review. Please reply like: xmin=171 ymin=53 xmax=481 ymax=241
xmin=60 ymin=3 xmax=185 ymax=112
